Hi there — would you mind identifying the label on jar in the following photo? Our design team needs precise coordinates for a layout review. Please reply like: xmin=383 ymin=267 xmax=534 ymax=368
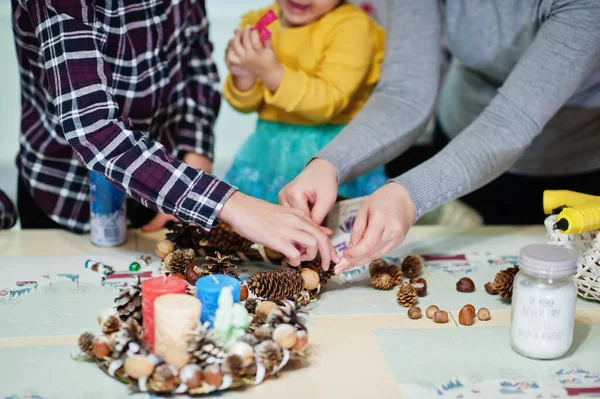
xmin=510 ymin=283 xmax=576 ymax=359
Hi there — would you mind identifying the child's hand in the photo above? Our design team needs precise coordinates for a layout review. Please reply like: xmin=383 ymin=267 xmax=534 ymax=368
xmin=233 ymin=26 xmax=283 ymax=93
xmin=225 ymin=37 xmax=253 ymax=78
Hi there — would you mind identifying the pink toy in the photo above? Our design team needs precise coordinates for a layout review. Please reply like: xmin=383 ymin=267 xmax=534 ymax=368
xmin=253 ymin=9 xmax=278 ymax=44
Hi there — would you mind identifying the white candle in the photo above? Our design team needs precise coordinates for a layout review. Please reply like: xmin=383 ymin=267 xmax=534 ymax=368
xmin=154 ymin=294 xmax=201 ymax=357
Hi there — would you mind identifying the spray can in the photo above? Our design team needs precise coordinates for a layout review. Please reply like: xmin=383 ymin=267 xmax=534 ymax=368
xmin=89 ymin=171 xmax=127 ymax=247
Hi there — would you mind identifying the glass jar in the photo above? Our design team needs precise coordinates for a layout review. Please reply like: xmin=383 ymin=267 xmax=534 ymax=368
xmin=510 ymin=244 xmax=578 ymax=359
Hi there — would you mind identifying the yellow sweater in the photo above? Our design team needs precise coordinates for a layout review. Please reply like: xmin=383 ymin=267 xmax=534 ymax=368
xmin=223 ymin=3 xmax=385 ymax=125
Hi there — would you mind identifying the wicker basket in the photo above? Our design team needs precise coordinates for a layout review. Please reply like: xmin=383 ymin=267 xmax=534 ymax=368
xmin=545 ymin=215 xmax=600 ymax=302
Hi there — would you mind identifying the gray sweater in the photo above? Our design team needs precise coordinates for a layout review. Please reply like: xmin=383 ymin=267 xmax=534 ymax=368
xmin=317 ymin=0 xmax=600 ymax=221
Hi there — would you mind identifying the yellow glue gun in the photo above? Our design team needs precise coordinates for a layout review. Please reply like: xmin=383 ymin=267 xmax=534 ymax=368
xmin=543 ymin=190 xmax=600 ymax=215
xmin=553 ymin=203 xmax=600 ymax=234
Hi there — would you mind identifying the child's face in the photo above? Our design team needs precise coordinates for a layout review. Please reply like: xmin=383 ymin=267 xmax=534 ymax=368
xmin=277 ymin=0 xmax=341 ymax=27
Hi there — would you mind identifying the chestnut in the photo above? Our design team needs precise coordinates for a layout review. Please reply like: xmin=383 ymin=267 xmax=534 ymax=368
xmin=458 ymin=305 xmax=475 ymax=326
xmin=425 ymin=305 xmax=439 ymax=319
xmin=409 ymin=277 xmax=427 ymax=297
xmin=433 ymin=310 xmax=449 ymax=324
xmin=485 ymin=282 xmax=498 ymax=295
xmin=456 ymin=277 xmax=475 ymax=293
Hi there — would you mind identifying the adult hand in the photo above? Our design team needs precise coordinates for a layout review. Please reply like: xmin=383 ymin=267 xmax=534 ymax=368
xmin=219 ymin=191 xmax=340 ymax=268
xmin=334 ymin=182 xmax=415 ymax=274
xmin=278 ymin=158 xmax=338 ymax=225
xmin=140 ymin=212 xmax=178 ymax=232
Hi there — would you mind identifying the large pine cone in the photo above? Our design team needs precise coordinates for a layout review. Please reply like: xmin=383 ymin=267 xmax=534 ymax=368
xmin=396 ymin=282 xmax=418 ymax=307
xmin=492 ymin=265 xmax=520 ymax=300
xmin=114 ymin=277 xmax=143 ymax=325
xmin=164 ymin=248 xmax=195 ymax=275
xmin=246 ymin=269 xmax=304 ymax=301
xmin=402 ymin=256 xmax=423 ymax=278
xmin=200 ymin=222 xmax=253 ymax=252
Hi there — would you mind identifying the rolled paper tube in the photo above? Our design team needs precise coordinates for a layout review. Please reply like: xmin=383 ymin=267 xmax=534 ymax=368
xmin=154 ymin=294 xmax=201 ymax=358
xmin=254 ymin=9 xmax=277 ymax=30
xmin=258 ymin=28 xmax=272 ymax=44
xmin=142 ymin=276 xmax=187 ymax=350
xmin=195 ymin=274 xmax=240 ymax=328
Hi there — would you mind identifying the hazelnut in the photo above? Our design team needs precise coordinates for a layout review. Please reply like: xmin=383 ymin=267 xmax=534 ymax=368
xmin=92 ymin=336 xmax=111 ymax=358
xmin=124 ymin=355 xmax=155 ymax=379
xmin=463 ymin=304 xmax=475 ymax=314
xmin=273 ymin=323 xmax=297 ymax=349
xmin=185 ymin=265 xmax=201 ymax=285
xmin=229 ymin=341 xmax=254 ymax=367
xmin=458 ymin=306 xmax=475 ymax=326
xmin=407 ymin=306 xmax=422 ymax=319
xmin=203 ymin=365 xmax=223 ymax=387
xmin=425 ymin=305 xmax=439 ymax=319
xmin=293 ymin=330 xmax=308 ymax=351
xmin=433 ymin=310 xmax=449 ymax=324
xmin=300 ymin=268 xmax=320 ymax=291
xmin=485 ymin=282 xmax=498 ymax=295
xmin=409 ymin=278 xmax=427 ymax=297
xmin=179 ymin=364 xmax=203 ymax=388
xmin=456 ymin=277 xmax=475 ymax=293
xmin=265 ymin=247 xmax=284 ymax=260
xmin=156 ymin=240 xmax=174 ymax=260
xmin=240 ymin=284 xmax=249 ymax=301
xmin=477 ymin=307 xmax=491 ymax=321
xmin=256 ymin=301 xmax=277 ymax=322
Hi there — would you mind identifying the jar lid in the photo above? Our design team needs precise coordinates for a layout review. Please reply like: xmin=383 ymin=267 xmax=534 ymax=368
xmin=518 ymin=244 xmax=577 ymax=277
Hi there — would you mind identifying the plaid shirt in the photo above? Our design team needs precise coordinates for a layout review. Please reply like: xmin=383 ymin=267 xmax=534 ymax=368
xmin=0 ymin=190 xmax=17 ymax=229
xmin=12 ymin=0 xmax=236 ymax=233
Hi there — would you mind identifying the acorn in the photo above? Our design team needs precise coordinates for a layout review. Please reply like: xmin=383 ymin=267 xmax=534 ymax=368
xmin=180 ymin=364 xmax=203 ymax=389
xmin=92 ymin=336 xmax=111 ymax=358
xmin=456 ymin=277 xmax=475 ymax=293
xmin=408 ymin=306 xmax=422 ymax=319
xmin=124 ymin=355 xmax=155 ymax=379
xmin=485 ymin=282 xmax=498 ymax=295
xmin=229 ymin=341 xmax=254 ymax=367
xmin=458 ymin=305 xmax=475 ymax=326
xmin=156 ymin=240 xmax=174 ymax=260
xmin=433 ymin=310 xmax=449 ymax=324
xmin=425 ymin=305 xmax=439 ymax=319
xmin=185 ymin=265 xmax=202 ymax=286
xmin=409 ymin=278 xmax=427 ymax=297
xmin=204 ymin=365 xmax=223 ymax=387
xmin=300 ymin=268 xmax=320 ymax=291
xmin=477 ymin=308 xmax=491 ymax=321
xmin=240 ymin=284 xmax=249 ymax=301
xmin=273 ymin=324 xmax=297 ymax=349
xmin=256 ymin=301 xmax=277 ymax=322
xmin=292 ymin=330 xmax=308 ymax=351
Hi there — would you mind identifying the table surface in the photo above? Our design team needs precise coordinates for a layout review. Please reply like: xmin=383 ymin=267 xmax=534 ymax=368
xmin=1 ymin=226 xmax=599 ymax=399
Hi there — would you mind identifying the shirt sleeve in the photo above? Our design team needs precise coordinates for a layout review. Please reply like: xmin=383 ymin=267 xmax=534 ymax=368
xmin=315 ymin=0 xmax=442 ymax=182
xmin=394 ymin=0 xmax=600 ymax=221
xmin=263 ymin=13 xmax=376 ymax=124
xmin=172 ymin=5 xmax=221 ymax=162
xmin=0 ymin=190 xmax=17 ymax=230
xmin=29 ymin=1 xmax=236 ymax=230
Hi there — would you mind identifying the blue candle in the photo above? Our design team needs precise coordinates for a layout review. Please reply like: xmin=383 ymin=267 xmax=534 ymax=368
xmin=195 ymin=274 xmax=240 ymax=328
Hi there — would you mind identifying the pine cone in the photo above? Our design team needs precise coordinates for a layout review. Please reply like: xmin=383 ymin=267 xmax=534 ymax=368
xmin=402 ymin=256 xmax=423 ymax=278
xmin=224 ymin=354 xmax=246 ymax=376
xmin=396 ymin=282 xmax=418 ymax=307
xmin=112 ymin=318 xmax=149 ymax=359
xmin=164 ymin=248 xmax=196 ymax=275
xmin=199 ymin=252 xmax=239 ymax=278
xmin=255 ymin=340 xmax=283 ymax=374
xmin=492 ymin=265 xmax=520 ymax=300
xmin=102 ymin=314 xmax=122 ymax=334
xmin=267 ymin=301 xmax=307 ymax=330
xmin=200 ymin=222 xmax=254 ymax=252
xmin=114 ymin=276 xmax=143 ymax=325
xmin=78 ymin=332 xmax=95 ymax=356
xmin=151 ymin=364 xmax=179 ymax=392
xmin=253 ymin=325 xmax=274 ymax=342
xmin=165 ymin=222 xmax=204 ymax=253
xmin=369 ymin=259 xmax=389 ymax=275
xmin=187 ymin=325 xmax=225 ymax=366
xmin=371 ymin=273 xmax=395 ymax=290
xmin=369 ymin=259 xmax=402 ymax=290
xmin=238 ymin=333 xmax=260 ymax=347
xmin=244 ymin=298 xmax=259 ymax=314
xmin=246 ymin=269 xmax=304 ymax=301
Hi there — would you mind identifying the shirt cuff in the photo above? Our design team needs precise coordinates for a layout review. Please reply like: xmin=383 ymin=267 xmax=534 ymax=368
xmin=223 ymin=74 xmax=263 ymax=111
xmin=178 ymin=173 xmax=238 ymax=231
xmin=263 ymin=65 xmax=306 ymax=112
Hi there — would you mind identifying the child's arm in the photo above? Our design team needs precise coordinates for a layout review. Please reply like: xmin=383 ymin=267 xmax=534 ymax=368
xmin=0 ymin=190 xmax=17 ymax=230
xmin=236 ymin=16 xmax=375 ymax=123
xmin=26 ymin=1 xmax=235 ymax=231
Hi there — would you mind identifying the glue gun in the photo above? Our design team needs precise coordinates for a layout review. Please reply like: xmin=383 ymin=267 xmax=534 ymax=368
xmin=553 ymin=203 xmax=600 ymax=234
xmin=543 ymin=190 xmax=600 ymax=215
xmin=252 ymin=9 xmax=278 ymax=44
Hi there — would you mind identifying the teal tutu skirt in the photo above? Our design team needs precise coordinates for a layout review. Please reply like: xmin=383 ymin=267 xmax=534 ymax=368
xmin=225 ymin=120 xmax=387 ymax=204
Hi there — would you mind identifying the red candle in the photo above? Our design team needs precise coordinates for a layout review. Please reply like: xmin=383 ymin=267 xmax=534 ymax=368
xmin=142 ymin=276 xmax=187 ymax=350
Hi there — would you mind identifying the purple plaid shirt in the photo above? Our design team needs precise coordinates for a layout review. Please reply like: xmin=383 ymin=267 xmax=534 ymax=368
xmin=0 ymin=190 xmax=17 ymax=229
xmin=12 ymin=0 xmax=236 ymax=233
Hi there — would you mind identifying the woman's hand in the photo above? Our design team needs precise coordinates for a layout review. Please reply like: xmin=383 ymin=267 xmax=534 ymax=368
xmin=230 ymin=26 xmax=283 ymax=93
xmin=278 ymin=158 xmax=339 ymax=225
xmin=334 ymin=182 xmax=415 ymax=274
xmin=218 ymin=191 xmax=340 ymax=269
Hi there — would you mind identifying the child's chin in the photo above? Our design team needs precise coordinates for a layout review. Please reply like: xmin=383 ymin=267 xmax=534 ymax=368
xmin=284 ymin=12 xmax=316 ymax=26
